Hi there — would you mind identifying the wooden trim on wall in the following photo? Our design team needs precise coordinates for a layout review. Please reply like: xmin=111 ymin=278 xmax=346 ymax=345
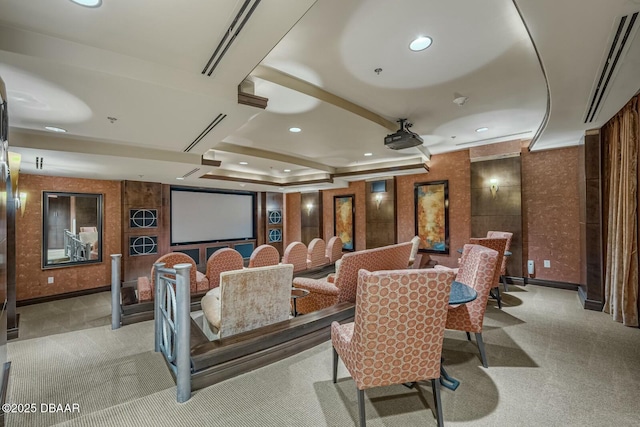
xmin=17 ymin=285 xmax=110 ymax=307
xmin=507 ymin=276 xmax=579 ymax=291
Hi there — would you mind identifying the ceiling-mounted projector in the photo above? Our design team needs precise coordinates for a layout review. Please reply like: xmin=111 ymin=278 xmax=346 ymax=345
xmin=384 ymin=118 xmax=423 ymax=150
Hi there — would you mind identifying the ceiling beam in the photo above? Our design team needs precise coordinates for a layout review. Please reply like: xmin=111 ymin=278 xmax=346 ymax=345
xmin=251 ymin=65 xmax=398 ymax=131
xmin=212 ymin=142 xmax=336 ymax=173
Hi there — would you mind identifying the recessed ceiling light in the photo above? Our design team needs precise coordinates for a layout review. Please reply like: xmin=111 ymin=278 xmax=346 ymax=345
xmin=239 ymin=161 xmax=248 ymax=165
xmin=69 ymin=0 xmax=102 ymax=7
xmin=45 ymin=126 xmax=67 ymax=133
xmin=289 ymin=127 xmax=302 ymax=133
xmin=476 ymin=127 xmax=489 ymax=133
xmin=409 ymin=36 xmax=432 ymax=52
xmin=364 ymin=153 xmax=373 ymax=157
xmin=283 ymin=169 xmax=291 ymax=172
xmin=176 ymin=177 xmax=184 ymax=180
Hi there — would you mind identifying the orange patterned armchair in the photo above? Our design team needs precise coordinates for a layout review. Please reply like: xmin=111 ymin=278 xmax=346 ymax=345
xmin=444 ymin=244 xmax=499 ymax=368
xmin=137 ymin=252 xmax=209 ymax=302
xmin=325 ymin=236 xmax=343 ymax=263
xmin=470 ymin=237 xmax=507 ymax=309
xmin=306 ymin=238 xmax=327 ymax=268
xmin=486 ymin=230 xmax=513 ymax=291
xmin=248 ymin=244 xmax=280 ymax=268
xmin=205 ymin=248 xmax=244 ymax=289
xmin=282 ymin=241 xmax=308 ymax=273
xmin=292 ymin=242 xmax=413 ymax=314
xmin=332 ymin=268 xmax=454 ymax=427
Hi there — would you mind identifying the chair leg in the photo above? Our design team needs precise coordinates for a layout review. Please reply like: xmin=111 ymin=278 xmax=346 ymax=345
xmin=502 ymin=275 xmax=509 ymax=292
xmin=493 ymin=286 xmax=502 ymax=309
xmin=332 ymin=346 xmax=338 ymax=384
xmin=475 ymin=332 xmax=488 ymax=368
xmin=431 ymin=379 xmax=444 ymax=427
xmin=357 ymin=388 xmax=366 ymax=427
xmin=465 ymin=331 xmax=471 ymax=341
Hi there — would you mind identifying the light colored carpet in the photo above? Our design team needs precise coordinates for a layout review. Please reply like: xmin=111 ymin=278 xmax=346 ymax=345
xmin=6 ymin=286 xmax=640 ymax=426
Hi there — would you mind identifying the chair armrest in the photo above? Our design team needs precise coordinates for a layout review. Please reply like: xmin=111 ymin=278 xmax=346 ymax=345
xmin=293 ymin=277 xmax=339 ymax=296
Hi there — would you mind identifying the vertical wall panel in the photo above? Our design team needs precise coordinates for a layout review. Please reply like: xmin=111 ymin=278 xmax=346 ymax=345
xmin=366 ymin=178 xmax=395 ymax=248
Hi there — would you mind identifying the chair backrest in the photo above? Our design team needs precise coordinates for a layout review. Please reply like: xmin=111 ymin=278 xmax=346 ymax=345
xmin=248 ymin=244 xmax=280 ymax=268
xmin=282 ymin=241 xmax=308 ymax=272
xmin=335 ymin=242 xmax=413 ymax=303
xmin=486 ymin=231 xmax=513 ymax=275
xmin=326 ymin=236 xmax=343 ymax=263
xmin=351 ymin=268 xmax=454 ymax=389
xmin=449 ymin=244 xmax=499 ymax=332
xmin=150 ymin=252 xmax=197 ymax=292
xmin=470 ymin=237 xmax=506 ymax=287
xmin=218 ymin=264 xmax=294 ymax=338
xmin=409 ymin=235 xmax=421 ymax=262
xmin=307 ymin=238 xmax=327 ymax=268
xmin=206 ymin=248 xmax=244 ymax=289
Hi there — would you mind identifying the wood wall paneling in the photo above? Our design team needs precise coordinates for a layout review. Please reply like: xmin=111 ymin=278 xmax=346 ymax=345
xmin=366 ymin=178 xmax=395 ymax=248
xmin=122 ymin=180 xmax=164 ymax=282
xmin=300 ymin=192 xmax=322 ymax=246
xmin=322 ymin=181 xmax=366 ymax=251
xmin=470 ymin=156 xmax=523 ymax=277
xmin=265 ymin=192 xmax=283 ymax=255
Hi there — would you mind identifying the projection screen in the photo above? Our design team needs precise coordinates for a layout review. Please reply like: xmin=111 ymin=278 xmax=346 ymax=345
xmin=171 ymin=188 xmax=255 ymax=245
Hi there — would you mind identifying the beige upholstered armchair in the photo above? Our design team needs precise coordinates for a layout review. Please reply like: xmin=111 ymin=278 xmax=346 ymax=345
xmin=292 ymin=242 xmax=413 ymax=314
xmin=137 ymin=252 xmax=209 ymax=302
xmin=408 ymin=235 xmax=421 ymax=266
xmin=200 ymin=264 xmax=294 ymax=339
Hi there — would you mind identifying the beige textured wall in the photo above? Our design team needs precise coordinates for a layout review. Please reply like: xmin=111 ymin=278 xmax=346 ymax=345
xmin=16 ymin=174 xmax=122 ymax=300
xmin=284 ymin=192 xmax=301 ymax=247
xmin=521 ymin=146 xmax=581 ymax=283
xmin=396 ymin=150 xmax=472 ymax=267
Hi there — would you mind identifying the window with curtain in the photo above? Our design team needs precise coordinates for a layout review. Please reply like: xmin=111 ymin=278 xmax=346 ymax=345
xmin=602 ymin=95 xmax=639 ymax=327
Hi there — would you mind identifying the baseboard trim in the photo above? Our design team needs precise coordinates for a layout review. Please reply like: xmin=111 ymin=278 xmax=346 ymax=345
xmin=7 ymin=313 xmax=19 ymax=341
xmin=506 ymin=276 xmax=579 ymax=291
xmin=17 ymin=285 xmax=111 ymax=307
xmin=578 ymin=286 xmax=604 ymax=311
xmin=0 ymin=362 xmax=11 ymax=427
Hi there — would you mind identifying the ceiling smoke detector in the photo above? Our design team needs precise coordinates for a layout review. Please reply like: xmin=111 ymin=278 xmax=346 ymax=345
xmin=453 ymin=93 xmax=468 ymax=106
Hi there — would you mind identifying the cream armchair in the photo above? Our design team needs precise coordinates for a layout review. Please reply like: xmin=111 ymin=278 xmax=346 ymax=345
xmin=200 ymin=264 xmax=294 ymax=339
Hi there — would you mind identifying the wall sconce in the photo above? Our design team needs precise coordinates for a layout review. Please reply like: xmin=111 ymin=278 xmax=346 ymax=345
xmin=305 ymin=203 xmax=313 ymax=215
xmin=489 ymin=178 xmax=499 ymax=198
xmin=375 ymin=193 xmax=383 ymax=209
xmin=18 ymin=192 xmax=27 ymax=217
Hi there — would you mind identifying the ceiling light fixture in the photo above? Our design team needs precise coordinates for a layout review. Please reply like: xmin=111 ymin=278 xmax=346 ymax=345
xmin=409 ymin=36 xmax=432 ymax=52
xmin=45 ymin=126 xmax=67 ymax=133
xmin=283 ymin=169 xmax=291 ymax=172
xmin=364 ymin=153 xmax=373 ymax=157
xmin=289 ymin=127 xmax=301 ymax=133
xmin=453 ymin=92 xmax=469 ymax=106
xmin=239 ymin=161 xmax=248 ymax=165
xmin=476 ymin=127 xmax=489 ymax=133
xmin=176 ymin=177 xmax=185 ymax=180
xmin=69 ymin=0 xmax=102 ymax=7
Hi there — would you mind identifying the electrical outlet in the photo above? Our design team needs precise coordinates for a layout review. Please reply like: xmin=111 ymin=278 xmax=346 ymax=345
xmin=47 ymin=277 xmax=54 ymax=284
xmin=544 ymin=260 xmax=551 ymax=268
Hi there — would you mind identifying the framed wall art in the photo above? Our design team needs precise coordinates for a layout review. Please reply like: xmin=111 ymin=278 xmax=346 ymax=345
xmin=414 ymin=180 xmax=449 ymax=254
xmin=334 ymin=195 xmax=355 ymax=251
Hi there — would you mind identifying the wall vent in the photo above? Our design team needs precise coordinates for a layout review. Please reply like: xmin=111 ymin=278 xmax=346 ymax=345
xmin=184 ymin=113 xmax=227 ymax=152
xmin=202 ymin=0 xmax=262 ymax=76
xmin=584 ymin=12 xmax=639 ymax=123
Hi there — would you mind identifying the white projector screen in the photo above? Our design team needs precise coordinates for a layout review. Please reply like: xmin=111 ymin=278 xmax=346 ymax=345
xmin=171 ymin=189 xmax=255 ymax=244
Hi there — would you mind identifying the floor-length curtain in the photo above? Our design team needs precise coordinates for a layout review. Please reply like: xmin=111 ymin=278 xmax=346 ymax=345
xmin=603 ymin=96 xmax=639 ymax=327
